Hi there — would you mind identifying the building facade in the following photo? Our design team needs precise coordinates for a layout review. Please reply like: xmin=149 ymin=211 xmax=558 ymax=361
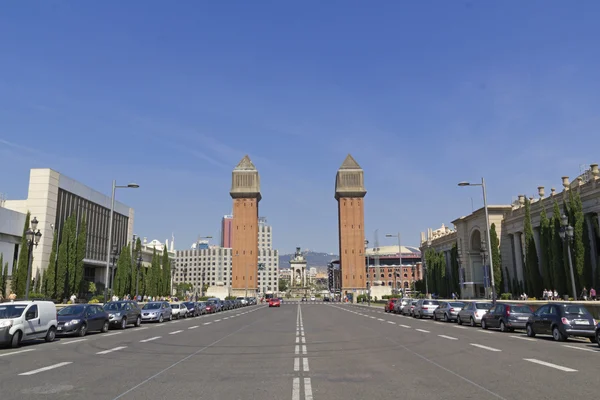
xmin=365 ymin=245 xmax=423 ymax=292
xmin=0 ymin=207 xmax=27 ymax=293
xmin=335 ymin=154 xmax=367 ymax=298
xmin=221 ymin=215 xmax=233 ymax=248
xmin=3 ymin=168 xmax=134 ymax=287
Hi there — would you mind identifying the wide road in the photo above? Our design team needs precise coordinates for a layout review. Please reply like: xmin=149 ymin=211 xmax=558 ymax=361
xmin=0 ymin=302 xmax=598 ymax=399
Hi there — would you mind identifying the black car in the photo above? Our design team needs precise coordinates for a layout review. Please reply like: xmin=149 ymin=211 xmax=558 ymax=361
xmin=526 ymin=303 xmax=596 ymax=341
xmin=57 ymin=304 xmax=109 ymax=337
xmin=481 ymin=303 xmax=533 ymax=332
xmin=183 ymin=301 xmax=199 ymax=317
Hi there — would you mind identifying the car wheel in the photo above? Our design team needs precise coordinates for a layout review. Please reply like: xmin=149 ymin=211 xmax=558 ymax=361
xmin=135 ymin=316 xmax=142 ymax=327
xmin=470 ymin=317 xmax=475 ymax=327
xmin=457 ymin=316 xmax=463 ymax=325
xmin=159 ymin=314 xmax=164 ymax=323
xmin=121 ymin=317 xmax=127 ymax=330
xmin=432 ymin=313 xmax=437 ymax=321
xmin=481 ymin=319 xmax=488 ymax=330
xmin=596 ymin=331 xmax=600 ymax=347
xmin=443 ymin=313 xmax=449 ymax=323
xmin=101 ymin=321 xmax=109 ymax=333
xmin=10 ymin=331 xmax=22 ymax=348
xmin=168 ymin=313 xmax=173 ymax=321
xmin=552 ymin=326 xmax=565 ymax=342
xmin=78 ymin=324 xmax=87 ymax=337
xmin=45 ymin=327 xmax=56 ymax=342
xmin=526 ymin=324 xmax=536 ymax=337
xmin=500 ymin=321 xmax=507 ymax=333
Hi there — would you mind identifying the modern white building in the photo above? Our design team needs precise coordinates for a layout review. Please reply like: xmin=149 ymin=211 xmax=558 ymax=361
xmin=174 ymin=217 xmax=279 ymax=296
xmin=0 ymin=207 xmax=27 ymax=288
xmin=2 ymin=168 xmax=134 ymax=288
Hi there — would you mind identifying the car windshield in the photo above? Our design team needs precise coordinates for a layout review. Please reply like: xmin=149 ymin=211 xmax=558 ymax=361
xmin=58 ymin=305 xmax=85 ymax=316
xmin=0 ymin=305 xmax=27 ymax=319
xmin=183 ymin=302 xmax=193 ymax=307
xmin=449 ymin=302 xmax=464 ymax=307
xmin=475 ymin=303 xmax=492 ymax=310
xmin=510 ymin=305 xmax=533 ymax=313
xmin=562 ymin=305 xmax=591 ymax=316
xmin=143 ymin=303 xmax=161 ymax=310
xmin=104 ymin=302 xmax=126 ymax=311
xmin=171 ymin=304 xmax=179 ymax=308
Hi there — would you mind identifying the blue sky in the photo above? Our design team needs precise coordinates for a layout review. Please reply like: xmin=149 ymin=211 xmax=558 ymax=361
xmin=1 ymin=1 xmax=599 ymax=254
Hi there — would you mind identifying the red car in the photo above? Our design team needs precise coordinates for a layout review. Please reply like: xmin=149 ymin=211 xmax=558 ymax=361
xmin=269 ymin=298 xmax=281 ymax=307
xmin=385 ymin=298 xmax=398 ymax=313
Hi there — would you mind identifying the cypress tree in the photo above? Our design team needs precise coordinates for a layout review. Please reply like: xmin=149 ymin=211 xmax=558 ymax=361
xmin=73 ymin=216 xmax=87 ymax=296
xmin=0 ymin=254 xmax=4 ymax=297
xmin=56 ymin=215 xmax=75 ymax=300
xmin=523 ymin=198 xmax=541 ymax=296
xmin=450 ymin=243 xmax=460 ymax=294
xmin=539 ymin=207 xmax=552 ymax=290
xmin=489 ymin=223 xmax=502 ymax=295
xmin=568 ymin=190 xmax=585 ymax=291
xmin=133 ymin=238 xmax=142 ymax=296
xmin=114 ymin=244 xmax=131 ymax=297
xmin=594 ymin=215 xmax=600 ymax=288
xmin=45 ymin=228 xmax=59 ymax=298
xmin=14 ymin=212 xmax=31 ymax=297
xmin=161 ymin=247 xmax=171 ymax=296
xmin=551 ymin=201 xmax=567 ymax=295
xmin=1 ymin=260 xmax=8 ymax=297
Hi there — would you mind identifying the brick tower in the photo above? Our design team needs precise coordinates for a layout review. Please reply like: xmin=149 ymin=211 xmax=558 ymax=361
xmin=335 ymin=154 xmax=367 ymax=300
xmin=230 ymin=155 xmax=261 ymax=297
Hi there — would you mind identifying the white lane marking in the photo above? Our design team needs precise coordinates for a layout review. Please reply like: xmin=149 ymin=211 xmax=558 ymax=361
xmin=438 ymin=335 xmax=458 ymax=340
xmin=510 ymin=335 xmax=536 ymax=342
xmin=296 ymin=337 xmax=299 ymax=343
xmin=302 ymin=345 xmax=307 ymax=354
xmin=524 ymin=358 xmax=577 ymax=372
xmin=304 ymin=378 xmax=313 ymax=400
xmin=470 ymin=344 xmax=501 ymax=352
xmin=377 ymin=318 xmax=385 ymax=321
xmin=103 ymin=332 xmax=122 ymax=337
xmin=303 ymin=358 xmax=310 ymax=372
xmin=18 ymin=362 xmax=72 ymax=376
xmin=301 ymin=331 xmax=305 ymax=337
xmin=292 ymin=377 xmax=300 ymax=400
xmin=477 ymin=330 xmax=493 ymax=334
xmin=433 ymin=322 xmax=445 ymax=325
xmin=135 ymin=327 xmax=148 ymax=331
xmin=301 ymin=337 xmax=306 ymax=343
xmin=223 ymin=317 xmax=229 ymax=320
xmin=188 ymin=326 xmax=199 ymax=330
xmin=0 ymin=349 xmax=35 ymax=357
xmin=214 ymin=319 xmax=221 ymax=322
xmin=400 ymin=324 xmax=412 ymax=328
xmin=294 ymin=357 xmax=299 ymax=371
xmin=454 ymin=326 xmax=468 ymax=330
xmin=140 ymin=336 xmax=161 ymax=343
xmin=563 ymin=344 xmax=599 ymax=353
xmin=387 ymin=321 xmax=396 ymax=324
xmin=415 ymin=329 xmax=430 ymax=333
xmin=61 ymin=338 xmax=87 ymax=345
xmin=203 ymin=322 xmax=212 ymax=325
xmin=370 ymin=316 xmax=376 ymax=319
xmin=96 ymin=346 xmax=127 ymax=355
xmin=295 ymin=345 xmax=299 ymax=355
xmin=169 ymin=330 xmax=183 ymax=335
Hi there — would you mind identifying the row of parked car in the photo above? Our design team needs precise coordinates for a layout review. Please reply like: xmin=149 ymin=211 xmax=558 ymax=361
xmin=0 ymin=296 xmax=258 ymax=348
xmin=385 ymin=297 xmax=600 ymax=344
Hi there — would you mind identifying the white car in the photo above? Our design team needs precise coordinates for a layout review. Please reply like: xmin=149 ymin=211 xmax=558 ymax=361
xmin=0 ymin=301 xmax=58 ymax=348
xmin=170 ymin=303 xmax=188 ymax=319
xmin=310 ymin=296 xmax=316 ymax=301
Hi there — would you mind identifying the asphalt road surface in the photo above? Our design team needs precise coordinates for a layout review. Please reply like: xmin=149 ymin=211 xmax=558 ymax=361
xmin=1 ymin=302 xmax=598 ymax=400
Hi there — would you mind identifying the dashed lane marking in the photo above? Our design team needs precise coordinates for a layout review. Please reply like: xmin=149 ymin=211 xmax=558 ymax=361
xmin=524 ymin=358 xmax=577 ymax=372
xmin=470 ymin=344 xmax=501 ymax=352
xmin=140 ymin=336 xmax=161 ymax=343
xmin=438 ymin=335 xmax=458 ymax=340
xmin=19 ymin=362 xmax=72 ymax=376
xmin=96 ymin=346 xmax=127 ymax=355
xmin=415 ymin=329 xmax=430 ymax=333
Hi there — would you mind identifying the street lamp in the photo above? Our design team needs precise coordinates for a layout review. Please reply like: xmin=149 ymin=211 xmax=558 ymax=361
xmin=385 ymin=233 xmax=402 ymax=296
xmin=364 ymin=239 xmax=370 ymax=306
xmin=424 ymin=239 xmax=431 ymax=296
xmin=559 ymin=214 xmax=577 ymax=301
xmin=458 ymin=178 xmax=496 ymax=306
xmin=135 ymin=251 xmax=142 ymax=299
xmin=25 ymin=217 xmax=42 ymax=300
xmin=104 ymin=180 xmax=139 ymax=303
xmin=110 ymin=245 xmax=119 ymax=298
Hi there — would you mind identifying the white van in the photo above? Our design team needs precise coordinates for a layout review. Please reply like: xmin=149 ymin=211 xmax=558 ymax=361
xmin=0 ymin=301 xmax=58 ymax=348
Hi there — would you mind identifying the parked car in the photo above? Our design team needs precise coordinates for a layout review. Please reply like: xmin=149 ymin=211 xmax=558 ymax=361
xmin=401 ymin=300 xmax=418 ymax=316
xmin=104 ymin=301 xmax=142 ymax=329
xmin=385 ymin=298 xmax=398 ymax=313
xmin=393 ymin=298 xmax=412 ymax=314
xmin=141 ymin=301 xmax=172 ymax=323
xmin=413 ymin=299 xmax=440 ymax=319
xmin=526 ymin=303 xmax=596 ymax=341
xmin=57 ymin=304 xmax=109 ymax=337
xmin=269 ymin=298 xmax=281 ymax=307
xmin=481 ymin=303 xmax=533 ymax=332
xmin=170 ymin=302 xmax=188 ymax=319
xmin=456 ymin=302 xmax=492 ymax=326
xmin=0 ymin=301 xmax=58 ymax=348
xmin=595 ymin=322 xmax=600 ymax=347
xmin=183 ymin=301 xmax=200 ymax=317
xmin=433 ymin=301 xmax=465 ymax=322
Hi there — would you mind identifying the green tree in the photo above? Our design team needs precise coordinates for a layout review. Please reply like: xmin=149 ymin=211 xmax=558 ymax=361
xmin=594 ymin=214 xmax=600 ymax=288
xmin=523 ymin=198 xmax=541 ymax=296
xmin=551 ymin=201 xmax=567 ymax=295
xmin=14 ymin=212 xmax=31 ymax=297
xmin=0 ymin=254 xmax=4 ymax=296
xmin=567 ymin=190 xmax=585 ymax=291
xmin=278 ymin=279 xmax=288 ymax=292
xmin=539 ymin=207 xmax=552 ymax=290
xmin=450 ymin=243 xmax=460 ymax=295
xmin=73 ymin=216 xmax=87 ymax=296
xmin=132 ymin=238 xmax=142 ymax=297
xmin=44 ymin=228 xmax=59 ymax=298
xmin=161 ymin=247 xmax=171 ymax=296
xmin=1 ymin=259 xmax=8 ymax=297
xmin=56 ymin=215 xmax=76 ymax=300
xmin=114 ymin=244 xmax=132 ymax=297
xmin=489 ymin=223 xmax=502 ymax=295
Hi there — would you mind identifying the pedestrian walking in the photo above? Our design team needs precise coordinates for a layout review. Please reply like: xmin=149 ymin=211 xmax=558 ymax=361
xmin=581 ymin=287 xmax=588 ymax=301
xmin=590 ymin=287 xmax=596 ymax=301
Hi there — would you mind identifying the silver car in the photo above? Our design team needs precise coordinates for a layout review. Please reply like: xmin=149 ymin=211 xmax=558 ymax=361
xmin=413 ymin=299 xmax=440 ymax=319
xmin=433 ymin=301 xmax=465 ymax=322
xmin=393 ymin=298 xmax=413 ymax=314
xmin=141 ymin=301 xmax=172 ymax=323
xmin=456 ymin=301 xmax=492 ymax=327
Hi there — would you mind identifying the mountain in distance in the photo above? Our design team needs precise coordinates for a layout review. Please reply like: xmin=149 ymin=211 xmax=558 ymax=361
xmin=278 ymin=251 xmax=338 ymax=271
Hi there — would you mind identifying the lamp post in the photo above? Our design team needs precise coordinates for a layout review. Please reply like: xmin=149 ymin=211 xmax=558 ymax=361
xmin=385 ymin=233 xmax=402 ymax=296
xmin=458 ymin=178 xmax=496 ymax=306
xmin=25 ymin=217 xmax=42 ymax=300
xmin=559 ymin=214 xmax=577 ymax=301
xmin=135 ymin=251 xmax=142 ymax=299
xmin=365 ymin=239 xmax=370 ymax=306
xmin=110 ymin=245 xmax=119 ymax=299
xmin=424 ymin=239 xmax=431 ymax=297
xmin=104 ymin=180 xmax=139 ymax=303
xmin=171 ymin=267 xmax=176 ymax=297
